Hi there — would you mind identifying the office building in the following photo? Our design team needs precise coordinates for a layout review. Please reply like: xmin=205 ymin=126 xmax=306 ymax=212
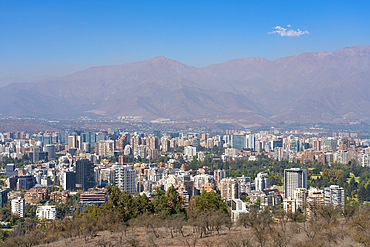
xmin=68 ymin=135 xmax=76 ymax=149
xmin=44 ymin=144 xmax=56 ymax=160
xmin=33 ymin=147 xmax=40 ymax=162
xmin=271 ymin=139 xmax=283 ymax=151
xmin=75 ymin=158 xmax=95 ymax=191
xmin=61 ymin=172 xmax=76 ymax=190
xmin=284 ymin=168 xmax=307 ymax=198
xmin=153 ymin=130 xmax=161 ymax=138
xmin=246 ymin=134 xmax=255 ymax=150
xmin=44 ymin=135 xmax=51 ymax=145
xmin=17 ymin=175 xmax=36 ymax=190
xmin=82 ymin=142 xmax=91 ymax=153
xmin=6 ymin=164 xmax=17 ymax=177
xmin=324 ymin=138 xmax=337 ymax=152
xmin=291 ymin=140 xmax=300 ymax=153
xmin=0 ymin=190 xmax=8 ymax=209
xmin=231 ymin=135 xmax=246 ymax=150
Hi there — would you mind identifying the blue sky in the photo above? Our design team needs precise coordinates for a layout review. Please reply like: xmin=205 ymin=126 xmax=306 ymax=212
xmin=0 ymin=0 xmax=369 ymax=79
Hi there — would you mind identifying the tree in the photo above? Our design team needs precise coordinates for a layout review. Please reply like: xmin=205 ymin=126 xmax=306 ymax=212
xmin=151 ymin=186 xmax=187 ymax=217
xmin=193 ymin=191 xmax=229 ymax=215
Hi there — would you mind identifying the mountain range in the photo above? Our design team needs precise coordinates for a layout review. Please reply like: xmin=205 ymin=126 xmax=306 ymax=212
xmin=1 ymin=45 xmax=370 ymax=124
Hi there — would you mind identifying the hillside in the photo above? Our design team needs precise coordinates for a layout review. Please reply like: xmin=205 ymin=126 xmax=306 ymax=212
xmin=1 ymin=45 xmax=370 ymax=123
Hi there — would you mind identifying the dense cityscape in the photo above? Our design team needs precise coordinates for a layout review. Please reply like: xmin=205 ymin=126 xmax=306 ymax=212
xmin=0 ymin=125 xmax=369 ymax=245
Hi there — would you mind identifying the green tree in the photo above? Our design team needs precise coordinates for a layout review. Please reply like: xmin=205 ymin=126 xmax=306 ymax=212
xmin=194 ymin=191 xmax=229 ymax=215
xmin=151 ymin=186 xmax=187 ymax=217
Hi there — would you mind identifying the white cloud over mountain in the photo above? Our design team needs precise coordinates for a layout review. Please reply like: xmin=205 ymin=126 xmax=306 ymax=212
xmin=268 ymin=25 xmax=309 ymax=37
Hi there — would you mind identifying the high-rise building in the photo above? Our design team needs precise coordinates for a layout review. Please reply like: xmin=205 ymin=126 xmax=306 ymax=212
xmin=359 ymin=153 xmax=370 ymax=167
xmin=246 ymin=134 xmax=255 ymax=151
xmin=68 ymin=135 xmax=76 ymax=149
xmin=95 ymin=140 xmax=115 ymax=157
xmin=11 ymin=197 xmax=25 ymax=218
xmin=61 ymin=172 xmax=76 ymax=190
xmin=115 ymin=165 xmax=136 ymax=194
xmin=255 ymin=172 xmax=269 ymax=191
xmin=220 ymin=178 xmax=239 ymax=200
xmin=334 ymin=150 xmax=349 ymax=165
xmin=82 ymin=142 xmax=91 ymax=153
xmin=148 ymin=137 xmax=159 ymax=150
xmin=153 ymin=131 xmax=161 ymax=138
xmin=324 ymin=138 xmax=337 ymax=152
xmin=283 ymin=197 xmax=296 ymax=214
xmin=17 ymin=175 xmax=36 ymax=190
xmin=33 ymin=147 xmax=40 ymax=162
xmin=324 ymin=185 xmax=345 ymax=211
xmin=161 ymin=139 xmax=170 ymax=152
xmin=255 ymin=140 xmax=263 ymax=152
xmin=43 ymin=135 xmax=52 ymax=145
xmin=6 ymin=164 xmax=17 ymax=177
xmin=313 ymin=140 xmax=321 ymax=151
xmin=96 ymin=133 xmax=106 ymax=142
xmin=44 ymin=144 xmax=56 ymax=160
xmin=124 ymin=145 xmax=132 ymax=155
xmin=0 ymin=190 xmax=8 ymax=209
xmin=130 ymin=136 xmax=141 ymax=151
xmin=36 ymin=134 xmax=43 ymax=142
xmin=291 ymin=140 xmax=300 ymax=153
xmin=134 ymin=145 xmax=146 ymax=159
xmin=284 ymin=168 xmax=307 ymax=198
xmin=75 ymin=159 xmax=95 ymax=191
xmin=201 ymin=133 xmax=208 ymax=140
xmin=184 ymin=146 xmax=196 ymax=157
xmin=76 ymin=135 xmax=82 ymax=150
xmin=270 ymin=139 xmax=283 ymax=151
xmin=115 ymin=136 xmax=127 ymax=150
xmin=214 ymin=169 xmax=226 ymax=188
xmin=90 ymin=133 xmax=96 ymax=145
xmin=231 ymin=135 xmax=246 ymax=150
xmin=148 ymin=149 xmax=159 ymax=160
xmin=274 ymin=147 xmax=284 ymax=161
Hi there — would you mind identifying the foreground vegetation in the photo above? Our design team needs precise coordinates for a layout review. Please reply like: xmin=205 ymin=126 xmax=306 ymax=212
xmin=0 ymin=184 xmax=370 ymax=246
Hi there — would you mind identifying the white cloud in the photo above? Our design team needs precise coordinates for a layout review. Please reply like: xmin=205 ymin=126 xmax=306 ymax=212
xmin=268 ymin=25 xmax=309 ymax=37
xmin=287 ymin=24 xmax=291 ymax=27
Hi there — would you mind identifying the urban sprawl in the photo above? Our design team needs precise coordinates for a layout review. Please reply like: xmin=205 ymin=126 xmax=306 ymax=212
xmin=1 ymin=127 xmax=365 ymax=222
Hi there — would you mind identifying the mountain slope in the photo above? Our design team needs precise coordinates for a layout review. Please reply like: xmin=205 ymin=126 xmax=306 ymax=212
xmin=1 ymin=45 xmax=370 ymax=123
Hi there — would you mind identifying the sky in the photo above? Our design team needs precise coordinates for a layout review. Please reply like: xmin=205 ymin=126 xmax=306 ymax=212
xmin=0 ymin=0 xmax=369 ymax=79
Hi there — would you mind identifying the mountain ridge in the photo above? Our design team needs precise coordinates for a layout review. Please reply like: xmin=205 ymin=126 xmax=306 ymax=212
xmin=1 ymin=45 xmax=370 ymax=123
